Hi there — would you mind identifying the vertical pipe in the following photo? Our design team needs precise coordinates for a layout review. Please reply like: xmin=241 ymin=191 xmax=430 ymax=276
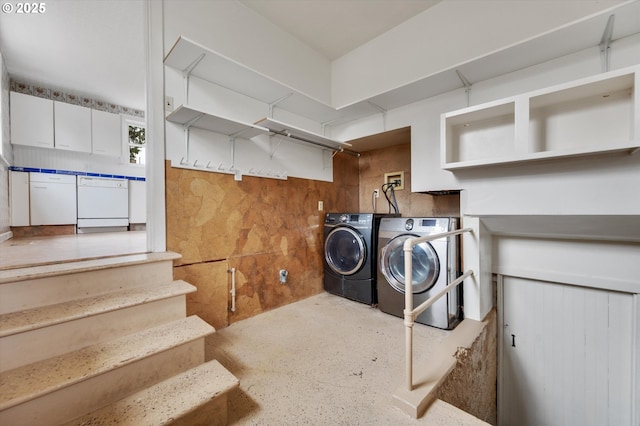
xmin=404 ymin=239 xmax=415 ymax=391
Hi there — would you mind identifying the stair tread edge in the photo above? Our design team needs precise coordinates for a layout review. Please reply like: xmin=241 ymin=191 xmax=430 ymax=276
xmin=0 ymin=280 xmax=197 ymax=337
xmin=0 ymin=316 xmax=215 ymax=410
xmin=64 ymin=360 xmax=239 ymax=425
xmin=0 ymin=252 xmax=182 ymax=284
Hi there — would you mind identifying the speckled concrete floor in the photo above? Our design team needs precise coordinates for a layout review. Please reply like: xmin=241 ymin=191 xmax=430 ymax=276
xmin=206 ymin=292 xmax=478 ymax=425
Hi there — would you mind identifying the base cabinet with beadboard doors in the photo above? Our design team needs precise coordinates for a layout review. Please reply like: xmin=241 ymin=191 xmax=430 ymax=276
xmin=499 ymin=276 xmax=635 ymax=426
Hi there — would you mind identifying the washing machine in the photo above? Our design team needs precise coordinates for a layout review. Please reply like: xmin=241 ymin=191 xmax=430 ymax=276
xmin=323 ymin=213 xmax=397 ymax=305
xmin=377 ymin=217 xmax=462 ymax=329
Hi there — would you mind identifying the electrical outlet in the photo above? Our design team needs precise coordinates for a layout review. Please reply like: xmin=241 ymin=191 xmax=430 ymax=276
xmin=373 ymin=189 xmax=379 ymax=198
xmin=318 ymin=201 xmax=324 ymax=211
xmin=165 ymin=96 xmax=174 ymax=112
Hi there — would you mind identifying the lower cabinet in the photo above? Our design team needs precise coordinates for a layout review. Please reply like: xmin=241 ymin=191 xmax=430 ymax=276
xmin=29 ymin=173 xmax=77 ymax=225
xmin=9 ymin=171 xmax=30 ymax=227
xmin=128 ymin=180 xmax=146 ymax=224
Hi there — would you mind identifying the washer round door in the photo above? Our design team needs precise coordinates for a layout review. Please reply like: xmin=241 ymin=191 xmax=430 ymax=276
xmin=324 ymin=226 xmax=366 ymax=276
xmin=380 ymin=234 xmax=440 ymax=294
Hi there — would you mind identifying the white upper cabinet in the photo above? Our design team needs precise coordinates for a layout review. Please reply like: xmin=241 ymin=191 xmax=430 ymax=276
xmin=54 ymin=101 xmax=92 ymax=153
xmin=91 ymin=109 xmax=122 ymax=157
xmin=10 ymin=92 xmax=54 ymax=148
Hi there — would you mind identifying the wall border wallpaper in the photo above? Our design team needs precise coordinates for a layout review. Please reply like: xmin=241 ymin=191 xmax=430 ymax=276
xmin=10 ymin=79 xmax=145 ymax=118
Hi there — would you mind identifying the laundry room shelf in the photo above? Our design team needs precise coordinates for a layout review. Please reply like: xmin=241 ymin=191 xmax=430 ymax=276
xmin=255 ymin=117 xmax=351 ymax=151
xmin=164 ymin=37 xmax=352 ymax=152
xmin=441 ymin=65 xmax=640 ymax=169
xmin=163 ymin=36 xmax=376 ymax=126
xmin=166 ymin=105 xmax=268 ymax=139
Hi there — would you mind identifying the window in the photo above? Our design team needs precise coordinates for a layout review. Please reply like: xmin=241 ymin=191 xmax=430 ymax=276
xmin=127 ymin=122 xmax=146 ymax=165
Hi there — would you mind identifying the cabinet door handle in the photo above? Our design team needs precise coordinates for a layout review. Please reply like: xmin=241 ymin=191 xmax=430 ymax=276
xmin=33 ymin=186 xmax=47 ymax=189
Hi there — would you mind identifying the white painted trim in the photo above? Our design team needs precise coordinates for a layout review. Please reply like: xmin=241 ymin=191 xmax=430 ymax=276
xmin=461 ymin=215 xmax=494 ymax=321
xmin=495 ymin=266 xmax=640 ymax=294
xmin=144 ymin=0 xmax=166 ymax=253
xmin=634 ymin=294 xmax=639 ymax=426
xmin=496 ymin=274 xmax=505 ymax=426
xmin=0 ymin=231 xmax=13 ymax=243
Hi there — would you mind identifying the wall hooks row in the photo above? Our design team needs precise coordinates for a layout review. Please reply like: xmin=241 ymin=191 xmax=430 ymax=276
xmin=247 ymin=168 xmax=288 ymax=179
xmin=175 ymin=158 xmax=287 ymax=180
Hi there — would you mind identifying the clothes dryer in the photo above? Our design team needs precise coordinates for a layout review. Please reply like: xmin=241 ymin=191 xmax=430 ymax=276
xmin=323 ymin=213 xmax=396 ymax=305
xmin=377 ymin=217 xmax=462 ymax=329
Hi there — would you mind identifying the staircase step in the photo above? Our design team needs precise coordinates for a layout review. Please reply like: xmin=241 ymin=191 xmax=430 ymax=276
xmin=0 ymin=252 xmax=182 ymax=314
xmin=0 ymin=280 xmax=195 ymax=337
xmin=0 ymin=281 xmax=197 ymax=372
xmin=64 ymin=360 xmax=239 ymax=426
xmin=0 ymin=316 xmax=215 ymax=425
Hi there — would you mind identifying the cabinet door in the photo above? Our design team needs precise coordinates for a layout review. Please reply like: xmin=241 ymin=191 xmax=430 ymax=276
xmin=9 ymin=171 xmax=30 ymax=226
xmin=10 ymin=92 xmax=54 ymax=148
xmin=29 ymin=173 xmax=77 ymax=225
xmin=92 ymin=109 xmax=122 ymax=157
xmin=128 ymin=180 xmax=146 ymax=223
xmin=500 ymin=277 xmax=635 ymax=426
xmin=54 ymin=101 xmax=91 ymax=152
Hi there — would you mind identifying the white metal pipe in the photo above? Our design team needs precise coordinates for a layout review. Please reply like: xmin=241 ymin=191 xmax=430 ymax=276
xmin=404 ymin=237 xmax=414 ymax=391
xmin=402 ymin=227 xmax=474 ymax=391
xmin=412 ymin=269 xmax=474 ymax=318
xmin=230 ymin=267 xmax=236 ymax=312
xmin=402 ymin=228 xmax=473 ymax=251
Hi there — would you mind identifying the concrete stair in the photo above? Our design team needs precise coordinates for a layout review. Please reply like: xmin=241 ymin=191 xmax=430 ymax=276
xmin=0 ymin=252 xmax=238 ymax=425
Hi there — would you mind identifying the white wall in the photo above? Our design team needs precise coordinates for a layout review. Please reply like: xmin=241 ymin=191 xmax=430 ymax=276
xmin=331 ymin=33 xmax=640 ymax=216
xmin=163 ymin=0 xmax=331 ymax=105
xmin=11 ymin=144 xmax=145 ymax=179
xmin=162 ymin=3 xmax=336 ymax=182
xmin=331 ymin=34 xmax=640 ymax=319
xmin=331 ymin=0 xmax=626 ymax=108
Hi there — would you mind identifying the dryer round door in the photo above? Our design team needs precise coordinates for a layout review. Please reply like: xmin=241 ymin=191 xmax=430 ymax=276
xmin=380 ymin=234 xmax=440 ymax=294
xmin=324 ymin=226 xmax=366 ymax=276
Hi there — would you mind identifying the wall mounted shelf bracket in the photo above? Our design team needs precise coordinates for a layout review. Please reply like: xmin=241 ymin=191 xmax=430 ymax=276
xmin=367 ymin=101 xmax=388 ymax=131
xmin=600 ymin=14 xmax=615 ymax=73
xmin=268 ymin=92 xmax=294 ymax=118
xmin=456 ymin=69 xmax=473 ymax=107
xmin=181 ymin=53 xmax=206 ymax=104
xmin=181 ymin=113 xmax=204 ymax=164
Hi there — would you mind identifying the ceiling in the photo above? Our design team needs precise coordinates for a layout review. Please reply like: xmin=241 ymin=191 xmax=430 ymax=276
xmin=0 ymin=0 xmax=146 ymax=111
xmin=0 ymin=0 xmax=439 ymax=113
xmin=239 ymin=0 xmax=440 ymax=60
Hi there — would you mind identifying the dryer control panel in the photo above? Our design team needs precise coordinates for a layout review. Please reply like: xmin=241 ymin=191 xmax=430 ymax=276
xmin=325 ymin=213 xmax=372 ymax=226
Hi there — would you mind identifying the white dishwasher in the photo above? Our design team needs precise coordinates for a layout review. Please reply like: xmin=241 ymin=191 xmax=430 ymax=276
xmin=77 ymin=176 xmax=129 ymax=233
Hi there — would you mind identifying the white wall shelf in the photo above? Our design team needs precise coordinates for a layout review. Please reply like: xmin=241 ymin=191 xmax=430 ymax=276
xmin=165 ymin=105 xmax=350 ymax=152
xmin=166 ymin=105 xmax=268 ymax=139
xmin=441 ymin=65 xmax=640 ymax=170
xmin=255 ymin=117 xmax=351 ymax=151
xmin=164 ymin=2 xmax=640 ymax=122
xmin=163 ymin=38 xmax=358 ymax=158
xmin=163 ymin=36 xmax=377 ymax=125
